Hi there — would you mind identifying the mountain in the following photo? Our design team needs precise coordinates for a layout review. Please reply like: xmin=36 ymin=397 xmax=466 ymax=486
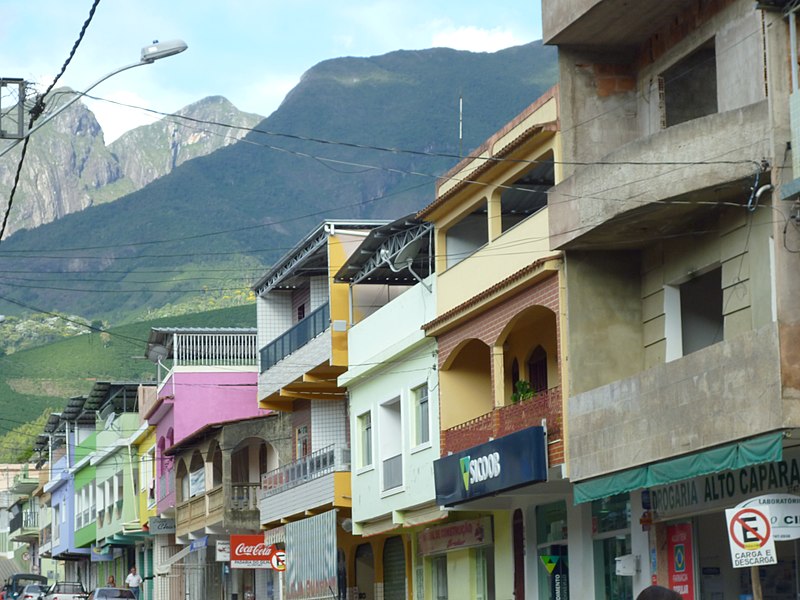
xmin=0 ymin=93 xmax=263 ymax=234
xmin=0 ymin=42 xmax=558 ymax=322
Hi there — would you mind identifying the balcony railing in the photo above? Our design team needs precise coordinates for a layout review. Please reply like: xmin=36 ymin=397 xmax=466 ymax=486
xmin=230 ymin=483 xmax=260 ymax=511
xmin=261 ymin=444 xmax=350 ymax=497
xmin=175 ymin=485 xmax=224 ymax=535
xmin=442 ymin=386 xmax=562 ymax=457
xmin=23 ymin=511 xmax=38 ymax=529
xmin=382 ymin=454 xmax=403 ymax=491
xmin=40 ymin=523 xmax=52 ymax=546
xmin=173 ymin=332 xmax=258 ymax=367
xmin=260 ymin=303 xmax=330 ymax=373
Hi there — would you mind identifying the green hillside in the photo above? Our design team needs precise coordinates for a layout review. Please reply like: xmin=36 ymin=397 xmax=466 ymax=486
xmin=0 ymin=42 xmax=557 ymax=322
xmin=0 ymin=304 xmax=255 ymax=461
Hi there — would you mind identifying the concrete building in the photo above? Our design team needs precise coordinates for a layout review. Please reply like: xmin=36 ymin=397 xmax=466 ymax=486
xmin=542 ymin=0 xmax=800 ymax=597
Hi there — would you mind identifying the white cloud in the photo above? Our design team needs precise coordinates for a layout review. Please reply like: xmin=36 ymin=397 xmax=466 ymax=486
xmin=431 ymin=26 xmax=523 ymax=52
xmin=84 ymin=91 xmax=163 ymax=144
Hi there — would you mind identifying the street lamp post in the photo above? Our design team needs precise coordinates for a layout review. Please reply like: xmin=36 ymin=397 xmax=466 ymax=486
xmin=0 ymin=39 xmax=187 ymax=159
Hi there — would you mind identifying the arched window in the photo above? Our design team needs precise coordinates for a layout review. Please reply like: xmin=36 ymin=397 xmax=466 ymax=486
xmin=527 ymin=346 xmax=548 ymax=392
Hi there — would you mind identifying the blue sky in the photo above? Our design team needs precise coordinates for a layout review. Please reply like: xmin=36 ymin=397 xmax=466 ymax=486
xmin=0 ymin=1 xmax=543 ymax=142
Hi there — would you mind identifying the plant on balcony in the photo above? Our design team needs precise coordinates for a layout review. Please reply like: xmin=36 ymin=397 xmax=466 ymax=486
xmin=511 ymin=380 xmax=534 ymax=404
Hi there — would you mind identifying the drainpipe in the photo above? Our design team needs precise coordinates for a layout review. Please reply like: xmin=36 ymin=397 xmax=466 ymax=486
xmin=127 ymin=440 xmax=139 ymax=522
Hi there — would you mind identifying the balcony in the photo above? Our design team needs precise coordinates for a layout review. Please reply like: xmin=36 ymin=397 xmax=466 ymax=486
xmin=442 ymin=386 xmax=563 ymax=465
xmin=10 ymin=510 xmax=39 ymax=543
xmin=260 ymin=444 xmax=351 ymax=525
xmin=230 ymin=483 xmax=260 ymax=511
xmin=260 ymin=302 xmax=330 ymax=373
xmin=175 ymin=485 xmax=224 ymax=537
xmin=568 ymin=324 xmax=784 ymax=482
xmin=549 ymin=101 xmax=769 ymax=251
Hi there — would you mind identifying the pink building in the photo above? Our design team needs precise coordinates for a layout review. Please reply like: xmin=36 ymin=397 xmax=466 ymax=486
xmin=141 ymin=328 xmax=265 ymax=515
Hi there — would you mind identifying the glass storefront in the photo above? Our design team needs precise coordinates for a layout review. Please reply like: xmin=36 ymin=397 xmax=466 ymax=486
xmin=592 ymin=494 xmax=632 ymax=600
xmin=537 ymin=501 xmax=569 ymax=600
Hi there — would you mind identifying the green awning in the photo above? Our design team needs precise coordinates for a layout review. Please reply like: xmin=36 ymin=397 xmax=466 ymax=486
xmin=573 ymin=432 xmax=784 ymax=504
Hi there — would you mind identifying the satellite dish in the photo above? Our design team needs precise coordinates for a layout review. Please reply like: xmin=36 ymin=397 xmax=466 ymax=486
xmin=0 ymin=315 xmax=5 ymax=323
xmin=147 ymin=344 xmax=168 ymax=363
xmin=391 ymin=238 xmax=423 ymax=270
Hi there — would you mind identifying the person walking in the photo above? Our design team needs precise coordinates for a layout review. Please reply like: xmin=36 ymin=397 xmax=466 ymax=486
xmin=125 ymin=566 xmax=143 ymax=599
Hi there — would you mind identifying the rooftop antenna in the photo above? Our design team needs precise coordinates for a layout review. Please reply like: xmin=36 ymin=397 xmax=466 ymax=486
xmin=459 ymin=93 xmax=463 ymax=158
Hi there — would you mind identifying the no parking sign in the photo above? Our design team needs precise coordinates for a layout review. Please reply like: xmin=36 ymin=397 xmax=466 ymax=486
xmin=725 ymin=506 xmax=777 ymax=568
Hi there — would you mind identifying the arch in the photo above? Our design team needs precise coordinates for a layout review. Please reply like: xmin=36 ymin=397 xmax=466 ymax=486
xmin=439 ymin=338 xmax=492 ymax=429
xmin=382 ymin=536 xmax=406 ymax=600
xmin=211 ymin=445 xmax=223 ymax=488
xmin=497 ymin=304 xmax=558 ymax=401
xmin=175 ymin=458 xmax=189 ymax=503
xmin=231 ymin=437 xmax=277 ymax=484
xmin=156 ymin=437 xmax=166 ymax=476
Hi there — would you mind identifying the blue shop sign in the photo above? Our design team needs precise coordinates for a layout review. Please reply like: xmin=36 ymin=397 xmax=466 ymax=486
xmin=434 ymin=426 xmax=547 ymax=506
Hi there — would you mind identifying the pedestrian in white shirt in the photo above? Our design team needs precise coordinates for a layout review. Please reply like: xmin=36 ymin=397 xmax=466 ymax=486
xmin=125 ymin=566 xmax=143 ymax=599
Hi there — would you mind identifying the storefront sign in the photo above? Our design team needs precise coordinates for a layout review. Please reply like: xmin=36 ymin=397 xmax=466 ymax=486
xmin=725 ymin=506 xmax=777 ymax=568
xmin=737 ymin=493 xmax=800 ymax=540
xmin=231 ymin=534 xmax=274 ymax=569
xmin=148 ymin=517 xmax=176 ymax=534
xmin=666 ymin=523 xmax=695 ymax=600
xmin=433 ymin=426 xmax=547 ymax=506
xmin=651 ymin=446 xmax=800 ymax=519
xmin=190 ymin=535 xmax=208 ymax=552
xmin=418 ymin=517 xmax=492 ymax=556
xmin=216 ymin=539 xmax=230 ymax=562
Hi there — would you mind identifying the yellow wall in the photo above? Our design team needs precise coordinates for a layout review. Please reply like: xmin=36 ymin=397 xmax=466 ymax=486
xmin=328 ymin=232 xmax=366 ymax=366
xmin=137 ymin=427 xmax=157 ymax=529
xmin=440 ymin=340 xmax=492 ymax=429
xmin=435 ymin=129 xmax=560 ymax=315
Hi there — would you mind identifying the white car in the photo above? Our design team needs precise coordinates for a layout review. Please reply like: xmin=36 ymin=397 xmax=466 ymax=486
xmin=43 ymin=582 xmax=86 ymax=600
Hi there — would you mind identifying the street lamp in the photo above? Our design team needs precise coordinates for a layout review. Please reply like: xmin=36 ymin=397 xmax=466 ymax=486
xmin=0 ymin=39 xmax=187 ymax=158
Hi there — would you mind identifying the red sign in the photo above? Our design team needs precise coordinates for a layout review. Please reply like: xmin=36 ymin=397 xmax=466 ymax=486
xmin=667 ymin=523 xmax=695 ymax=600
xmin=230 ymin=535 xmax=274 ymax=569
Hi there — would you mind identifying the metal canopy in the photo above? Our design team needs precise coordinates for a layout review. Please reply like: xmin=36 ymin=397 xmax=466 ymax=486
xmin=334 ymin=216 xmax=434 ymax=285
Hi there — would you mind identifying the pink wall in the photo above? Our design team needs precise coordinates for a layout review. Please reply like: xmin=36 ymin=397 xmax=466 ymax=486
xmin=153 ymin=369 xmax=262 ymax=513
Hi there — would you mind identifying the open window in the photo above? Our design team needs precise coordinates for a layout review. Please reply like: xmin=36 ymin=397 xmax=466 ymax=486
xmin=445 ymin=200 xmax=488 ymax=269
xmin=500 ymin=153 xmax=554 ymax=233
xmin=661 ymin=39 xmax=718 ymax=128
xmin=666 ymin=266 xmax=723 ymax=360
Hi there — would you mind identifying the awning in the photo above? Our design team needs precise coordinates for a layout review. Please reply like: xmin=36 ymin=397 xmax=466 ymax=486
xmin=573 ymin=432 xmax=784 ymax=504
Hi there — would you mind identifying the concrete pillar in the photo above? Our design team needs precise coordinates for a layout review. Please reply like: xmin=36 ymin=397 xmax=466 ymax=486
xmin=566 ymin=497 xmax=595 ymax=599
xmin=487 ymin=187 xmax=502 ymax=242
xmin=491 ymin=345 xmax=505 ymax=408
xmin=630 ymin=490 xmax=650 ymax=597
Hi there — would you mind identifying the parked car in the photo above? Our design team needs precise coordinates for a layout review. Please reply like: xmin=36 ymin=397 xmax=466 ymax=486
xmin=20 ymin=585 xmax=47 ymax=600
xmin=43 ymin=582 xmax=86 ymax=600
xmin=86 ymin=590 xmax=134 ymax=600
xmin=1 ymin=575 xmax=49 ymax=600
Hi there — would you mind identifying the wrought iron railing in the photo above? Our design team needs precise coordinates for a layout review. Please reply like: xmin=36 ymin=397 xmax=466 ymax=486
xmin=260 ymin=303 xmax=330 ymax=373
xmin=260 ymin=444 xmax=349 ymax=497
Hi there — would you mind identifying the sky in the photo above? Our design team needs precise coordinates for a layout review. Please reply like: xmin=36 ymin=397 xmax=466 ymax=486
xmin=0 ymin=1 xmax=543 ymax=143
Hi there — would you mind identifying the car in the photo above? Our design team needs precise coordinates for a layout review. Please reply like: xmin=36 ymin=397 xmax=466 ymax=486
xmin=86 ymin=590 xmax=134 ymax=600
xmin=2 ymin=575 xmax=49 ymax=600
xmin=20 ymin=585 xmax=47 ymax=600
xmin=43 ymin=582 xmax=86 ymax=600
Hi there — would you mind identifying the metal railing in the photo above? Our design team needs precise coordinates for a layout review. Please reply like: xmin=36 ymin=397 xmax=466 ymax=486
xmin=261 ymin=444 xmax=350 ymax=497
xmin=173 ymin=332 xmax=258 ymax=367
xmin=382 ymin=454 xmax=403 ymax=491
xmin=260 ymin=303 xmax=330 ymax=372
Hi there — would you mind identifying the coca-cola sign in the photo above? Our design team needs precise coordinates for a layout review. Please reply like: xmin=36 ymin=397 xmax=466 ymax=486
xmin=230 ymin=535 xmax=275 ymax=569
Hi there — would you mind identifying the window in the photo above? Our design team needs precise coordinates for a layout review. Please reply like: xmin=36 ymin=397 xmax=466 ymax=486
xmin=52 ymin=505 xmax=60 ymax=543
xmin=297 ymin=304 xmax=306 ymax=321
xmin=475 ymin=547 xmax=495 ymax=600
xmin=358 ymin=412 xmax=372 ymax=468
xmin=666 ymin=266 xmax=723 ymax=360
xmin=661 ymin=39 xmax=717 ymax=128
xmin=592 ymin=494 xmax=632 ymax=600
xmin=499 ymin=156 xmax=553 ymax=233
xmin=432 ymin=555 xmax=448 ymax=600
xmin=413 ymin=385 xmax=430 ymax=446
xmin=380 ymin=398 xmax=402 ymax=491
xmin=296 ymin=425 xmax=309 ymax=459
